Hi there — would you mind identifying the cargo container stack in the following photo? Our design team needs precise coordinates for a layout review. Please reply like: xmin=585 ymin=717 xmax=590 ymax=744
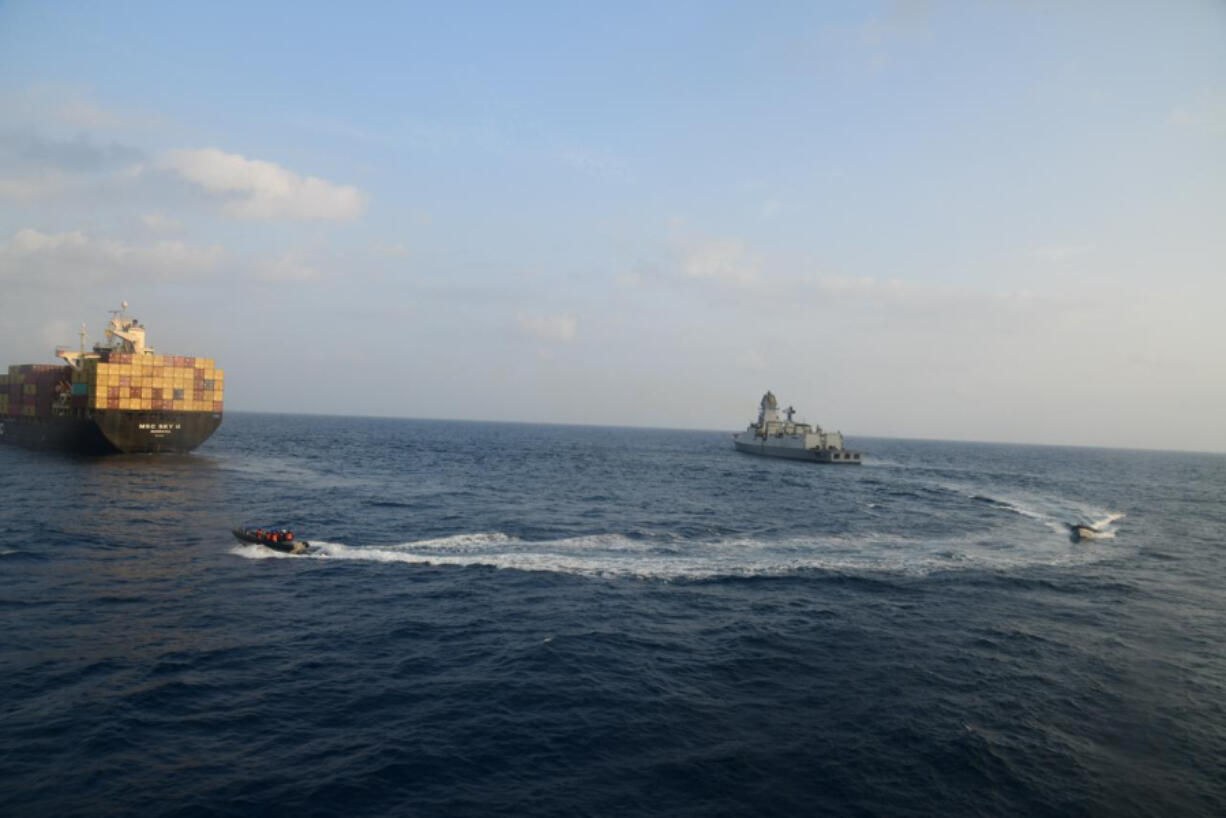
xmin=2 ymin=364 xmax=71 ymax=419
xmin=0 ymin=304 xmax=224 ymax=454
xmin=83 ymin=354 xmax=224 ymax=413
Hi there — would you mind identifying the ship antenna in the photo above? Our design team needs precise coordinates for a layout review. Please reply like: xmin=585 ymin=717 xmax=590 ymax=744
xmin=105 ymin=301 xmax=129 ymax=346
xmin=79 ymin=323 xmax=87 ymax=356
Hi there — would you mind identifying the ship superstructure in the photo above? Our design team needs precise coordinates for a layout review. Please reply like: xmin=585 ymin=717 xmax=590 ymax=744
xmin=0 ymin=303 xmax=223 ymax=453
xmin=732 ymin=391 xmax=861 ymax=464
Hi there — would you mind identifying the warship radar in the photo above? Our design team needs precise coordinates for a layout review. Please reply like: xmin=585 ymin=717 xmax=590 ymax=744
xmin=732 ymin=391 xmax=861 ymax=464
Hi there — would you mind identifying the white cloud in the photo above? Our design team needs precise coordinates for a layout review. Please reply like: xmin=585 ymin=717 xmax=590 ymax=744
xmin=140 ymin=212 xmax=183 ymax=232
xmin=0 ymin=171 xmax=74 ymax=200
xmin=58 ymin=99 xmax=128 ymax=131
xmin=678 ymin=237 xmax=761 ymax=287
xmin=811 ymin=274 xmax=943 ymax=303
xmin=160 ymin=148 xmax=366 ymax=222
xmin=255 ymin=251 xmax=322 ymax=282
xmin=0 ymin=228 xmax=221 ymax=284
xmin=517 ymin=313 xmax=578 ymax=342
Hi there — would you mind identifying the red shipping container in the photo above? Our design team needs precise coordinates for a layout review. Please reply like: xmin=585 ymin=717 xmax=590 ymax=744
xmin=213 ymin=401 xmax=223 ymax=412
xmin=119 ymin=375 xmax=130 ymax=386
xmin=129 ymin=387 xmax=141 ymax=399
xmin=106 ymin=398 xmax=119 ymax=409
xmin=152 ymin=388 xmax=163 ymax=399
xmin=107 ymin=387 xmax=120 ymax=398
xmin=193 ymin=390 xmax=204 ymax=401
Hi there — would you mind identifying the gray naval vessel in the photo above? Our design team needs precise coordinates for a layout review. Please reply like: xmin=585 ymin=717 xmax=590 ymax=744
xmin=732 ymin=391 xmax=862 ymax=464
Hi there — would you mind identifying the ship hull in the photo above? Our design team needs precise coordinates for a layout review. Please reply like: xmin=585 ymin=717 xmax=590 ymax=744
xmin=0 ymin=411 xmax=221 ymax=454
xmin=733 ymin=438 xmax=862 ymax=464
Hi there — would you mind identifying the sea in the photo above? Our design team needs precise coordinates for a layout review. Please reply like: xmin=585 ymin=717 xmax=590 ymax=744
xmin=2 ymin=414 xmax=1224 ymax=817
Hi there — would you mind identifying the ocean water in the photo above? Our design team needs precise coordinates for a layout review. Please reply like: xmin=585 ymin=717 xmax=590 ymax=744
xmin=2 ymin=414 xmax=1224 ymax=817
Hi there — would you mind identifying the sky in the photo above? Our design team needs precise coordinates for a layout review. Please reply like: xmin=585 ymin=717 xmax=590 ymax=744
xmin=0 ymin=1 xmax=1223 ymax=451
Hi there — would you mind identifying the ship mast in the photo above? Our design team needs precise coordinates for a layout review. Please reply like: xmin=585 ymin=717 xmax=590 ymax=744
xmin=56 ymin=301 xmax=154 ymax=368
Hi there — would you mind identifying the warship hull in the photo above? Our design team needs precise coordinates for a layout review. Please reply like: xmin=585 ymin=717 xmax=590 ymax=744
xmin=0 ymin=411 xmax=222 ymax=454
xmin=733 ymin=437 xmax=861 ymax=464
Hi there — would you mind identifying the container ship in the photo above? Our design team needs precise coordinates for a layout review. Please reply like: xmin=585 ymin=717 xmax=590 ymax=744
xmin=0 ymin=303 xmax=223 ymax=454
xmin=732 ymin=390 xmax=862 ymax=464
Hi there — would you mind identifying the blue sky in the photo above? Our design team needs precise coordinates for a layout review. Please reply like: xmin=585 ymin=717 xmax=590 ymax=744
xmin=1 ymin=1 xmax=1223 ymax=450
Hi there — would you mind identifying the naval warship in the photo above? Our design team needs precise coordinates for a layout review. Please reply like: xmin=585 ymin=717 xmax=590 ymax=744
xmin=732 ymin=391 xmax=861 ymax=464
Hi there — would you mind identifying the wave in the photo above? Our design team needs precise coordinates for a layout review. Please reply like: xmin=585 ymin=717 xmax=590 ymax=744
xmin=228 ymin=526 xmax=1123 ymax=581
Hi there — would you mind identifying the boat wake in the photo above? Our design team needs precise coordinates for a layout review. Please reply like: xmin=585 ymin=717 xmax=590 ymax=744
xmin=934 ymin=481 xmax=1125 ymax=540
xmin=1067 ymin=511 xmax=1127 ymax=541
xmin=229 ymin=523 xmax=1125 ymax=580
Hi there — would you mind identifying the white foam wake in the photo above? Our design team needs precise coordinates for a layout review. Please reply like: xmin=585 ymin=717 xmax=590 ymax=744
xmin=934 ymin=479 xmax=1126 ymax=543
xmin=1071 ymin=511 xmax=1126 ymax=540
xmin=228 ymin=526 xmax=1123 ymax=580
